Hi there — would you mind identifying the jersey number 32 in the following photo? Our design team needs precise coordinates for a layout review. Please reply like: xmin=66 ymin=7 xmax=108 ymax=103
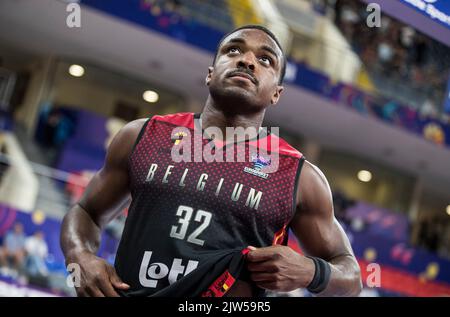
xmin=169 ymin=205 xmax=212 ymax=246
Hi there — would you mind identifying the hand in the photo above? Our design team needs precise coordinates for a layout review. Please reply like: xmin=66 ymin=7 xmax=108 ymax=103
xmin=246 ymin=245 xmax=315 ymax=292
xmin=67 ymin=251 xmax=130 ymax=297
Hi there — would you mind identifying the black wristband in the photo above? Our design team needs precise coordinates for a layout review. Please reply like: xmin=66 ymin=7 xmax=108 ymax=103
xmin=306 ymin=256 xmax=331 ymax=294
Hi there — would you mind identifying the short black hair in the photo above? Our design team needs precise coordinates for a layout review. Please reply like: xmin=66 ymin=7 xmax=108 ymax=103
xmin=212 ymin=25 xmax=286 ymax=85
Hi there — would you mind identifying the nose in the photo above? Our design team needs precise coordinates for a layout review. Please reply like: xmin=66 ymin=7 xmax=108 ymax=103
xmin=237 ymin=52 xmax=255 ymax=72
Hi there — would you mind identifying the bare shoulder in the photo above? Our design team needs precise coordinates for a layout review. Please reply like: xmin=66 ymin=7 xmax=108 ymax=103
xmin=104 ymin=118 xmax=149 ymax=168
xmin=297 ymin=160 xmax=333 ymax=214
xmin=120 ymin=118 xmax=148 ymax=139
xmin=112 ymin=118 xmax=148 ymax=147
xmin=301 ymin=160 xmax=330 ymax=188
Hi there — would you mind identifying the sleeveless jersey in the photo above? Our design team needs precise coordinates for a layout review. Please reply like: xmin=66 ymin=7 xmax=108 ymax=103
xmin=114 ymin=112 xmax=304 ymax=296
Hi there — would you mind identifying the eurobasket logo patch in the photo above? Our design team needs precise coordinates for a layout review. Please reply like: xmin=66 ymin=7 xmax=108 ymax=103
xmin=243 ymin=154 xmax=271 ymax=179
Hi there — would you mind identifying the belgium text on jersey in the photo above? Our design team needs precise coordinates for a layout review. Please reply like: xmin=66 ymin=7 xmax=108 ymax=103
xmin=145 ymin=163 xmax=263 ymax=210
xmin=169 ymin=125 xmax=280 ymax=174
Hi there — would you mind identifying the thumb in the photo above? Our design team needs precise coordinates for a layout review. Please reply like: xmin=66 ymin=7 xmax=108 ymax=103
xmin=108 ymin=266 xmax=130 ymax=290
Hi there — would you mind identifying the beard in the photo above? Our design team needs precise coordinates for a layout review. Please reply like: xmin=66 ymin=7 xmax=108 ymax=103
xmin=208 ymin=80 xmax=265 ymax=115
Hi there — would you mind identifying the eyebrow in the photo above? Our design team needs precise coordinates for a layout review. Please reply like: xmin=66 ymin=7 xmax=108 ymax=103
xmin=260 ymin=45 xmax=279 ymax=62
xmin=224 ymin=37 xmax=280 ymax=62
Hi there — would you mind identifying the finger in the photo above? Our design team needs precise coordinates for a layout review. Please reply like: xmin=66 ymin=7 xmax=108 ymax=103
xmin=76 ymin=288 xmax=89 ymax=297
xmin=250 ymin=272 xmax=276 ymax=282
xmin=86 ymin=286 xmax=105 ymax=297
xmin=98 ymin=278 xmax=121 ymax=297
xmin=247 ymin=261 xmax=278 ymax=273
xmin=247 ymin=246 xmax=257 ymax=251
xmin=246 ymin=248 xmax=278 ymax=262
xmin=255 ymin=281 xmax=278 ymax=291
xmin=108 ymin=266 xmax=130 ymax=290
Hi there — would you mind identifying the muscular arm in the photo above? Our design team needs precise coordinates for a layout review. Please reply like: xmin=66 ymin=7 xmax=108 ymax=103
xmin=290 ymin=160 xmax=362 ymax=296
xmin=60 ymin=118 xmax=147 ymax=296
xmin=246 ymin=160 xmax=362 ymax=296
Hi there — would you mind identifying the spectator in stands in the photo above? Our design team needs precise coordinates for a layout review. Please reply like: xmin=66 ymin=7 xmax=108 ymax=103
xmin=24 ymin=231 xmax=49 ymax=279
xmin=311 ymin=0 xmax=450 ymax=113
xmin=420 ymin=96 xmax=438 ymax=118
xmin=417 ymin=216 xmax=445 ymax=254
xmin=0 ymin=223 xmax=26 ymax=276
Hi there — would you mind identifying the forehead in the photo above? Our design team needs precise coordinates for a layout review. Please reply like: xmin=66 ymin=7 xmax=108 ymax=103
xmin=221 ymin=29 xmax=283 ymax=56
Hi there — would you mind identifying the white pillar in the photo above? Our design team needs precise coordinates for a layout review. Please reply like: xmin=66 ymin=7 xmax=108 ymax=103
xmin=14 ymin=56 xmax=57 ymax=136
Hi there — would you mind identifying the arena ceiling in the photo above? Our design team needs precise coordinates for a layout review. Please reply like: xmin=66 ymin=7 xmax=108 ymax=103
xmin=1 ymin=0 xmax=450 ymax=198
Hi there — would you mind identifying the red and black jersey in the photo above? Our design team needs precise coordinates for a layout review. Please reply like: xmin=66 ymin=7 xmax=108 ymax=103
xmin=114 ymin=113 xmax=304 ymax=297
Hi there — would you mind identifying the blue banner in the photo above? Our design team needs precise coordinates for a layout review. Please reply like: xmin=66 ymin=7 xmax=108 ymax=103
xmin=81 ymin=0 xmax=224 ymax=53
xmin=399 ymin=0 xmax=450 ymax=30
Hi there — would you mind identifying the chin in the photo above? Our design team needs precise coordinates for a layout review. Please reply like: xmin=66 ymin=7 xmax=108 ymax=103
xmin=212 ymin=84 xmax=252 ymax=101
xmin=225 ymin=86 xmax=255 ymax=99
xmin=209 ymin=83 xmax=265 ymax=114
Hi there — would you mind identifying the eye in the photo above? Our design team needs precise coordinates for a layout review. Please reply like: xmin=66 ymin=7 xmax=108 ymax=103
xmin=228 ymin=46 xmax=241 ymax=54
xmin=259 ymin=56 xmax=273 ymax=66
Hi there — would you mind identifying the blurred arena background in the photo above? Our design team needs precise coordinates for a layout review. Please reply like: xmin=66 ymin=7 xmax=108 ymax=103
xmin=0 ymin=0 xmax=450 ymax=297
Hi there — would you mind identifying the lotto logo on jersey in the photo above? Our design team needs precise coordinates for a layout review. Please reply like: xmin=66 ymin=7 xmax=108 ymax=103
xmin=139 ymin=251 xmax=199 ymax=288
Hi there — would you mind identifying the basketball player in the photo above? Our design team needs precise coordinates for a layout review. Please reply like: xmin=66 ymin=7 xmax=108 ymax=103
xmin=60 ymin=25 xmax=362 ymax=297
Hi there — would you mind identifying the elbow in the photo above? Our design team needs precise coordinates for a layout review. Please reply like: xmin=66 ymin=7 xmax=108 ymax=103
xmin=339 ymin=259 xmax=363 ymax=297
xmin=350 ymin=264 xmax=363 ymax=296
xmin=353 ymin=278 xmax=363 ymax=297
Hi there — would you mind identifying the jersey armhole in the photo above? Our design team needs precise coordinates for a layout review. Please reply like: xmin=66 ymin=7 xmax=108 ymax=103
xmin=291 ymin=156 xmax=306 ymax=218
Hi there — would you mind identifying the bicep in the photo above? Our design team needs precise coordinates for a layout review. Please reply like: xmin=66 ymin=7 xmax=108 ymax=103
xmin=79 ymin=165 xmax=130 ymax=227
xmin=290 ymin=161 xmax=354 ymax=260
xmin=78 ymin=119 xmax=146 ymax=227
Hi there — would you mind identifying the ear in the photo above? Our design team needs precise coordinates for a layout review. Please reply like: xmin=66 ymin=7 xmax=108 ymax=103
xmin=205 ymin=66 xmax=214 ymax=86
xmin=270 ymin=86 xmax=284 ymax=105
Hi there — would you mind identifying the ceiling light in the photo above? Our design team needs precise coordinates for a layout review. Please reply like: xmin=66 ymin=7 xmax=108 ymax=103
xmin=143 ymin=90 xmax=159 ymax=103
xmin=357 ymin=170 xmax=372 ymax=182
xmin=68 ymin=64 xmax=85 ymax=77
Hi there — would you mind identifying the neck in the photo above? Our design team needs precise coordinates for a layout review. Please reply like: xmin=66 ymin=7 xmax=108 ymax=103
xmin=201 ymin=95 xmax=265 ymax=138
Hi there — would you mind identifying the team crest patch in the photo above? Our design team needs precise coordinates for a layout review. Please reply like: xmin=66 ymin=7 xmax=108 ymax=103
xmin=243 ymin=154 xmax=271 ymax=179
